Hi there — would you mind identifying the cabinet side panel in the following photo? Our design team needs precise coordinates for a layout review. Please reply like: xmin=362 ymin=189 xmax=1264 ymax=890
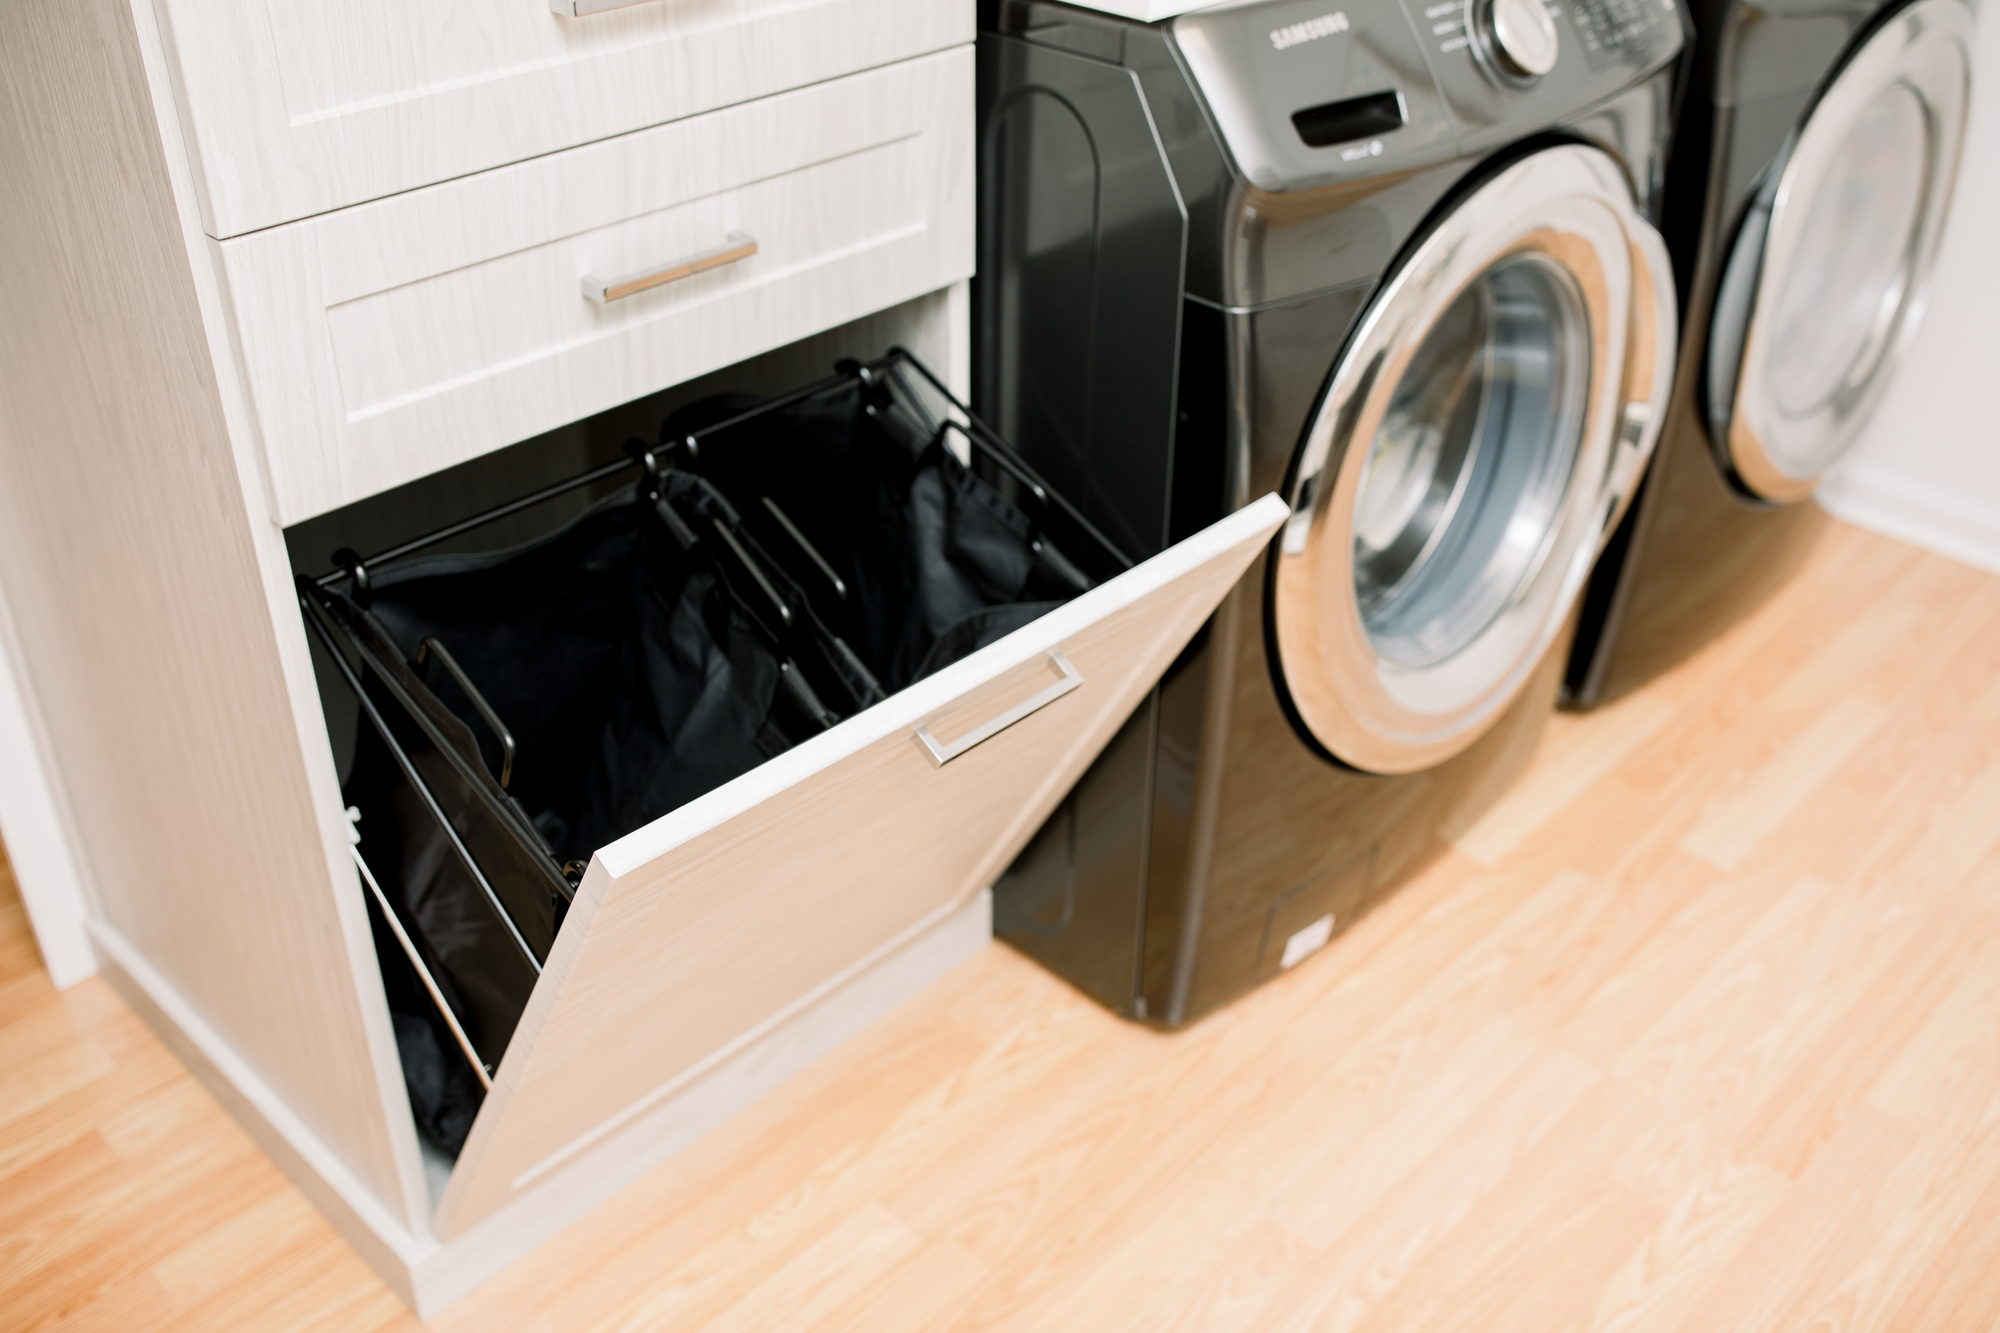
xmin=0 ymin=532 xmax=98 ymax=988
xmin=0 ymin=0 xmax=421 ymax=1220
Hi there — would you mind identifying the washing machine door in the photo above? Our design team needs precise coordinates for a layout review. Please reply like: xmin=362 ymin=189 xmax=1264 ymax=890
xmin=1707 ymin=0 xmax=1972 ymax=503
xmin=1270 ymin=144 xmax=1675 ymax=775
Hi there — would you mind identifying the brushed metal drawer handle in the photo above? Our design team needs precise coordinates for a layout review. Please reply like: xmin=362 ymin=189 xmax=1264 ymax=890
xmin=581 ymin=233 xmax=757 ymax=304
xmin=915 ymin=650 xmax=1083 ymax=767
xmin=551 ymin=0 xmax=654 ymax=15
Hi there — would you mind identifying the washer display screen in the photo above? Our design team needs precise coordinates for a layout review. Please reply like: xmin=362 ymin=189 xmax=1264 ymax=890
xmin=1353 ymin=253 xmax=1590 ymax=667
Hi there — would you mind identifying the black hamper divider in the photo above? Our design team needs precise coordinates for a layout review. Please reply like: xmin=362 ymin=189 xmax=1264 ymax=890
xmin=300 ymin=350 xmax=1129 ymax=1157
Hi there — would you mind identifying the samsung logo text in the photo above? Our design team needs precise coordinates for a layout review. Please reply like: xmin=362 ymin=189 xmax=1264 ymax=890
xmin=1270 ymin=11 xmax=1349 ymax=49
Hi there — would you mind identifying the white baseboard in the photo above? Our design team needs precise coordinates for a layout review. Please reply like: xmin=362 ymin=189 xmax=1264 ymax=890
xmin=1818 ymin=462 xmax=2000 ymax=577
xmin=90 ymin=891 xmax=992 ymax=1318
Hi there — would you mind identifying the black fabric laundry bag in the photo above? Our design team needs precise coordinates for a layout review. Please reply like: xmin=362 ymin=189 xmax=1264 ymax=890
xmin=307 ymin=355 xmax=1106 ymax=1156
xmin=662 ymin=374 xmax=1095 ymax=691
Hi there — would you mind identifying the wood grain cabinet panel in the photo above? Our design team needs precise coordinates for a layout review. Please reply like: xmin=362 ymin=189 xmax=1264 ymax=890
xmin=152 ymin=0 xmax=971 ymax=237
xmin=218 ymin=49 xmax=974 ymax=524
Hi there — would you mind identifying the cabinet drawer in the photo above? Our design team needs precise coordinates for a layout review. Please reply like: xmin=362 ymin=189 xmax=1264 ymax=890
xmin=157 ymin=0 xmax=972 ymax=237
xmin=424 ymin=492 xmax=1291 ymax=1235
xmin=220 ymin=50 xmax=972 ymax=526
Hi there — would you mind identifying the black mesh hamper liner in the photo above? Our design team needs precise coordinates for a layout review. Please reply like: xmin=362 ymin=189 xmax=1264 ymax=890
xmin=301 ymin=351 xmax=1125 ymax=1156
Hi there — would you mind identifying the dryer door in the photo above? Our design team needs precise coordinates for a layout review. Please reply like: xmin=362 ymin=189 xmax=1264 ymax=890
xmin=1271 ymin=144 xmax=1675 ymax=774
xmin=1707 ymin=0 xmax=1972 ymax=503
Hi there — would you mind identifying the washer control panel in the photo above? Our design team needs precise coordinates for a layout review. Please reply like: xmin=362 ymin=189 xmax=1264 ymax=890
xmin=1565 ymin=0 xmax=1679 ymax=69
xmin=1167 ymin=0 xmax=1684 ymax=191
xmin=1399 ymin=0 xmax=1681 ymax=143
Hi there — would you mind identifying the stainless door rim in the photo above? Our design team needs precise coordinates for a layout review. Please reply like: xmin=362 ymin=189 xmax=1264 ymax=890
xmin=1720 ymin=0 xmax=1973 ymax=503
xmin=1272 ymin=144 xmax=1675 ymax=775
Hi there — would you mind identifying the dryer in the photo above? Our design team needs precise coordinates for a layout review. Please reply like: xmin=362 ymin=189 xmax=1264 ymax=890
xmin=976 ymin=0 xmax=1682 ymax=1024
xmin=1565 ymin=0 xmax=1973 ymax=705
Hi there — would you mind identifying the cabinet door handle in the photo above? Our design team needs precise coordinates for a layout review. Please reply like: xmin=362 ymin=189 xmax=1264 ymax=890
xmin=582 ymin=233 xmax=758 ymax=304
xmin=551 ymin=0 xmax=659 ymax=16
xmin=915 ymin=650 xmax=1083 ymax=766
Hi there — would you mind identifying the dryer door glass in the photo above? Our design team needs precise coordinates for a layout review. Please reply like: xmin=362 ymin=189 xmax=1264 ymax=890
xmin=1268 ymin=144 xmax=1674 ymax=775
xmin=1712 ymin=0 xmax=1972 ymax=502
xmin=1761 ymin=84 xmax=1928 ymax=425
xmin=1353 ymin=252 xmax=1589 ymax=668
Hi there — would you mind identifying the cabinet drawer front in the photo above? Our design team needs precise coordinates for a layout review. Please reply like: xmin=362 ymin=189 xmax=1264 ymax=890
xmin=432 ymin=495 xmax=1291 ymax=1236
xmin=157 ymin=0 xmax=971 ymax=237
xmin=221 ymin=51 xmax=973 ymax=526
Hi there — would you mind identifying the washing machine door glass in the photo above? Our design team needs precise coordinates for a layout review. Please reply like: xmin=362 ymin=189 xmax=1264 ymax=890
xmin=1708 ymin=0 xmax=1973 ymax=502
xmin=1271 ymin=144 xmax=1676 ymax=775
xmin=1353 ymin=252 xmax=1590 ymax=668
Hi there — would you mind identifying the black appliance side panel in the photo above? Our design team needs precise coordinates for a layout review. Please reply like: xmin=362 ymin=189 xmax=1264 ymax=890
xmin=974 ymin=33 xmax=1189 ymax=562
xmin=980 ymin=30 xmax=1188 ymax=1014
xmin=993 ymin=293 xmax=1239 ymax=1020
xmin=1123 ymin=27 xmax=1236 ymax=308
xmin=1144 ymin=291 xmax=1380 ymax=1026
xmin=994 ymin=692 xmax=1159 ymax=1015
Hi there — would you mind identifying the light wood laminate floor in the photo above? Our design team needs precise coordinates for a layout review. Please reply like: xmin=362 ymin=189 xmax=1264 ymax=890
xmin=8 ymin=514 xmax=2000 ymax=1332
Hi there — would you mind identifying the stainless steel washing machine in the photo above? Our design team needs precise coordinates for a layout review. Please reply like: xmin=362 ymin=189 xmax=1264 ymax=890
xmin=976 ymin=0 xmax=1682 ymax=1024
xmin=1565 ymin=0 xmax=1973 ymax=705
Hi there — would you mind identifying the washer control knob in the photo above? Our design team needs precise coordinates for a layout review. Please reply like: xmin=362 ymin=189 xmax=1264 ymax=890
xmin=1485 ymin=0 xmax=1559 ymax=78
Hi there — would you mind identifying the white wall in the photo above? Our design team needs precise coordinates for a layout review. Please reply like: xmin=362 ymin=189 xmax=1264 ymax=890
xmin=1819 ymin=5 xmax=2000 ymax=571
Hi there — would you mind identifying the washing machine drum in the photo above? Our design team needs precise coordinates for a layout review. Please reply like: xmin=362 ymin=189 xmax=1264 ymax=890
xmin=1271 ymin=143 xmax=1675 ymax=775
xmin=1707 ymin=0 xmax=1973 ymax=503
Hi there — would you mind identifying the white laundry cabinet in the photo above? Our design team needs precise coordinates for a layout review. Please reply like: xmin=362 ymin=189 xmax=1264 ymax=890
xmin=0 ymin=0 xmax=1278 ymax=1313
